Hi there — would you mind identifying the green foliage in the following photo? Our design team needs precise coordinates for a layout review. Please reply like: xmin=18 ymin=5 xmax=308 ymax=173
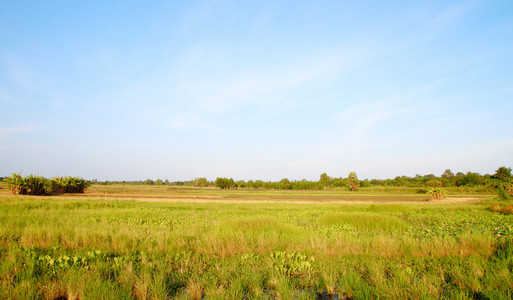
xmin=4 ymin=173 xmax=90 ymax=195
xmin=51 ymin=176 xmax=90 ymax=193
xmin=1 ymin=197 xmax=513 ymax=298
xmin=215 ymin=177 xmax=236 ymax=189
xmin=85 ymin=166 xmax=510 ymax=191
xmin=319 ymin=172 xmax=330 ymax=187
xmin=193 ymin=177 xmax=209 ymax=187
xmin=4 ymin=173 xmax=28 ymax=194
xmin=497 ymin=189 xmax=511 ymax=201
xmin=492 ymin=166 xmax=513 ymax=181
xmin=348 ymin=172 xmax=360 ymax=191
xmin=278 ymin=178 xmax=292 ymax=189
xmin=425 ymin=179 xmax=443 ymax=187
xmin=270 ymin=251 xmax=314 ymax=278
xmin=4 ymin=173 xmax=49 ymax=195
xmin=426 ymin=187 xmax=447 ymax=200
xmin=456 ymin=172 xmax=484 ymax=187
xmin=441 ymin=169 xmax=455 ymax=179
xmin=24 ymin=175 xmax=49 ymax=195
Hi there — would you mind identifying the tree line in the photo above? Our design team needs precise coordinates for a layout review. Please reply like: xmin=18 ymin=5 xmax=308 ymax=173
xmin=6 ymin=166 xmax=510 ymax=193
xmin=212 ymin=167 xmax=512 ymax=191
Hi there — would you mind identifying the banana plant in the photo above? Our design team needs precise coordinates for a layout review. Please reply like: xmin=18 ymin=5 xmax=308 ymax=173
xmin=426 ymin=187 xmax=447 ymax=200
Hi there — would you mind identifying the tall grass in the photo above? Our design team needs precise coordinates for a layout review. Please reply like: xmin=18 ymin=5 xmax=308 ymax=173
xmin=0 ymin=197 xmax=512 ymax=298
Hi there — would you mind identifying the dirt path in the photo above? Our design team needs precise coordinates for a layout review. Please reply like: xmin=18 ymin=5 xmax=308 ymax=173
xmin=0 ymin=189 xmax=486 ymax=204
xmin=76 ymin=195 xmax=485 ymax=205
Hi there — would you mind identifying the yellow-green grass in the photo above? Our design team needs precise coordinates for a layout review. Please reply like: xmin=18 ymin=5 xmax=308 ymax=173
xmin=0 ymin=194 xmax=512 ymax=299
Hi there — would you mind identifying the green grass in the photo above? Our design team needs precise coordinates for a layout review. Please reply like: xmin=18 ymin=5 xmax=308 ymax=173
xmin=0 ymin=193 xmax=512 ymax=299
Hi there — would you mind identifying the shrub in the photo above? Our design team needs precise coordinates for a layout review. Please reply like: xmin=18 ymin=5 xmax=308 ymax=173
xmin=24 ymin=175 xmax=50 ymax=195
xmin=51 ymin=176 xmax=90 ymax=193
xmin=426 ymin=187 xmax=447 ymax=200
xmin=490 ymin=203 xmax=502 ymax=213
xmin=489 ymin=203 xmax=513 ymax=215
xmin=4 ymin=173 xmax=27 ymax=195
xmin=4 ymin=173 xmax=90 ymax=195
xmin=497 ymin=188 xmax=510 ymax=201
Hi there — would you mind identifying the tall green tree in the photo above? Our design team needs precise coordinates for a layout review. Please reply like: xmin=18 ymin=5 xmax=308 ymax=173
xmin=441 ymin=169 xmax=454 ymax=179
xmin=319 ymin=173 xmax=330 ymax=187
xmin=492 ymin=166 xmax=512 ymax=181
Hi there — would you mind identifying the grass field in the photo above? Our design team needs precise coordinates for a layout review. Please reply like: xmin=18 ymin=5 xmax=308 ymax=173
xmin=0 ymin=183 xmax=512 ymax=299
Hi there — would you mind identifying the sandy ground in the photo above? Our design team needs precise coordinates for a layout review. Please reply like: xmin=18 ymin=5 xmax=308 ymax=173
xmin=0 ymin=188 xmax=486 ymax=204
xmin=62 ymin=194 xmax=485 ymax=204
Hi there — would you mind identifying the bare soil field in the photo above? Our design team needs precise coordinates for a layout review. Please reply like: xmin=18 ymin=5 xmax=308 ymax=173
xmin=0 ymin=184 xmax=486 ymax=204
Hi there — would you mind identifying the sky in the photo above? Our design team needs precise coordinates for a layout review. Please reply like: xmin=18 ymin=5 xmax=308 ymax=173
xmin=1 ymin=0 xmax=513 ymax=181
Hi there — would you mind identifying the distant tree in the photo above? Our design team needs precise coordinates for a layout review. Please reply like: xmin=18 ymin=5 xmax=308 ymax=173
xmin=319 ymin=173 xmax=330 ymax=187
xmin=492 ymin=166 xmax=512 ymax=181
xmin=360 ymin=179 xmax=371 ymax=188
xmin=454 ymin=172 xmax=465 ymax=186
xmin=422 ymin=174 xmax=437 ymax=183
xmin=490 ymin=166 xmax=513 ymax=194
xmin=426 ymin=180 xmax=443 ymax=188
xmin=236 ymin=180 xmax=245 ymax=188
xmin=155 ymin=178 xmax=163 ymax=185
xmin=441 ymin=169 xmax=454 ymax=179
xmin=215 ymin=177 xmax=235 ymax=189
xmin=193 ymin=177 xmax=208 ymax=187
xmin=227 ymin=178 xmax=236 ymax=189
xmin=279 ymin=178 xmax=292 ymax=189
xmin=348 ymin=172 xmax=360 ymax=191
xmin=457 ymin=172 xmax=483 ymax=187
xmin=440 ymin=173 xmax=455 ymax=187
xmin=215 ymin=177 xmax=227 ymax=189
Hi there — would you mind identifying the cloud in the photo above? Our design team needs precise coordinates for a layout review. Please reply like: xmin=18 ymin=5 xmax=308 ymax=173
xmin=336 ymin=100 xmax=417 ymax=141
xmin=287 ymin=161 xmax=305 ymax=168
xmin=0 ymin=126 xmax=39 ymax=133
xmin=431 ymin=1 xmax=480 ymax=25
xmin=174 ymin=45 xmax=372 ymax=113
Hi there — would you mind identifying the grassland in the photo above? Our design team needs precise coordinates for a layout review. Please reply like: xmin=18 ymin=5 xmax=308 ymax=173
xmin=0 ymin=183 xmax=512 ymax=299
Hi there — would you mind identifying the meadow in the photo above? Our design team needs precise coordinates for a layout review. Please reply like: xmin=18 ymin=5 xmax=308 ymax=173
xmin=0 ymin=183 xmax=512 ymax=299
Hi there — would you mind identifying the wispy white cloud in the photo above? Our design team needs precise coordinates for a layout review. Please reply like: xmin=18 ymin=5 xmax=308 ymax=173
xmin=287 ymin=161 xmax=306 ymax=168
xmin=0 ymin=126 xmax=39 ymax=133
xmin=431 ymin=1 xmax=481 ymax=25
xmin=173 ymin=44 xmax=374 ymax=115
xmin=336 ymin=100 xmax=418 ymax=141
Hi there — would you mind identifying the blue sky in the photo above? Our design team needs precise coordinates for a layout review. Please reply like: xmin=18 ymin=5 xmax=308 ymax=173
xmin=1 ymin=0 xmax=512 ymax=181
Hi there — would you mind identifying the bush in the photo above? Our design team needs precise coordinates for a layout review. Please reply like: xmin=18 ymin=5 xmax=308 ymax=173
xmin=489 ymin=203 xmax=513 ymax=214
xmin=215 ymin=177 xmax=236 ymax=189
xmin=24 ymin=175 xmax=50 ymax=195
xmin=4 ymin=173 xmax=90 ymax=195
xmin=51 ymin=176 xmax=90 ymax=193
xmin=497 ymin=188 xmax=510 ymax=201
xmin=426 ymin=187 xmax=447 ymax=200
xmin=3 ymin=173 xmax=27 ymax=195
